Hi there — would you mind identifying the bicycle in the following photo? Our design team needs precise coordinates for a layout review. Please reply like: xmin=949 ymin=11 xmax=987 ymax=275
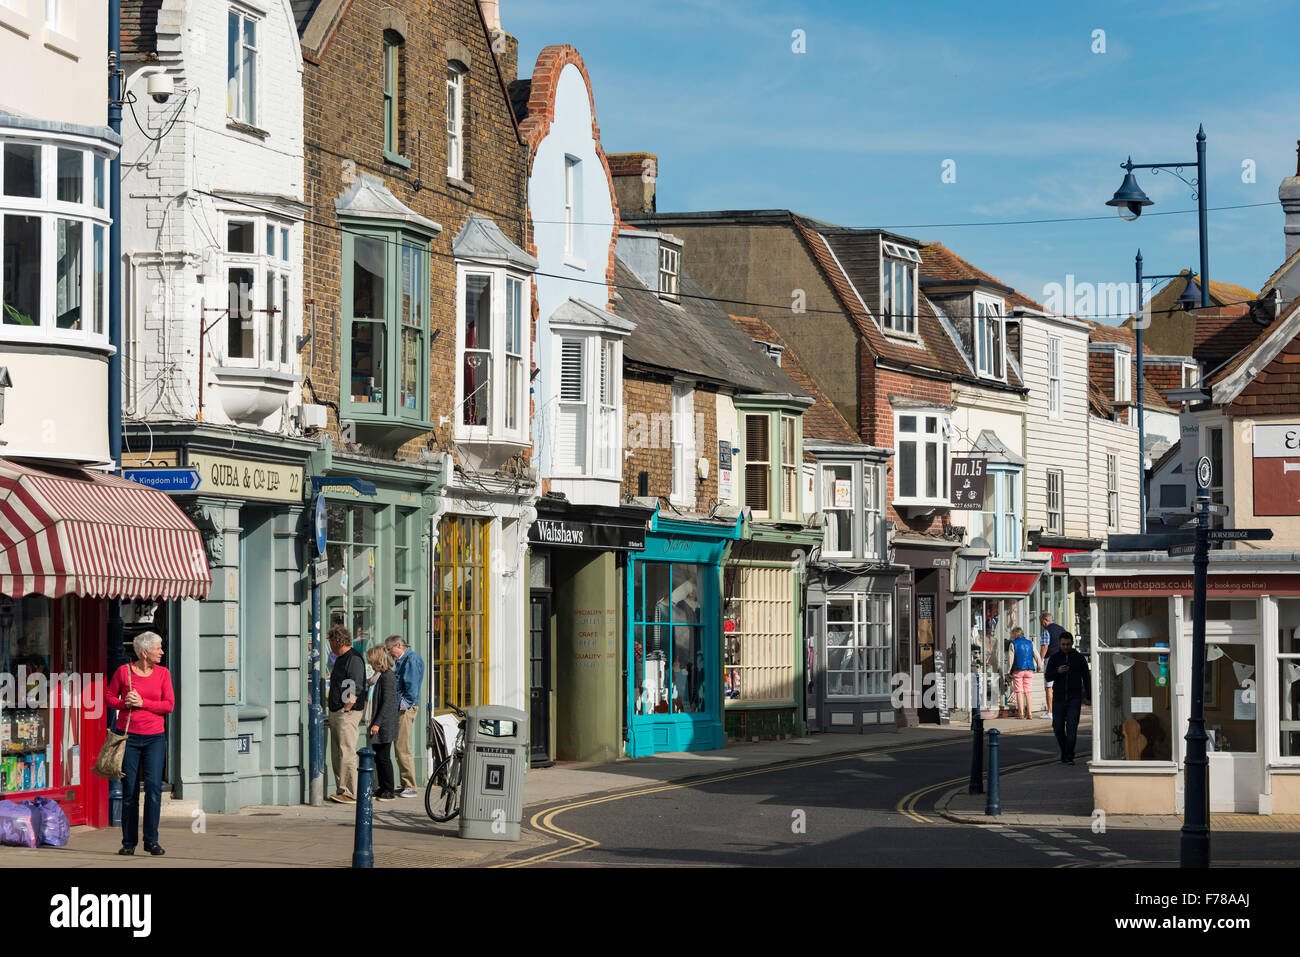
xmin=425 ymin=701 xmax=467 ymax=823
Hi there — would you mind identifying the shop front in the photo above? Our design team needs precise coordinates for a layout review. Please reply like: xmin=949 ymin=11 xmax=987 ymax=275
xmin=1070 ymin=550 xmax=1300 ymax=815
xmin=723 ymin=522 xmax=822 ymax=740
xmin=892 ymin=542 xmax=959 ymax=724
xmin=0 ymin=459 xmax=211 ymax=827
xmin=528 ymin=497 xmax=652 ymax=765
xmin=626 ymin=510 xmax=741 ymax=757
xmin=310 ymin=447 xmax=440 ymax=801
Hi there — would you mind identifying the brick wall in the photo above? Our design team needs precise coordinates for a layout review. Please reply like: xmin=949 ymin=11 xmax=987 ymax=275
xmin=301 ymin=0 xmax=528 ymax=462
xmin=620 ymin=373 xmax=720 ymax=508
xmin=1227 ymin=335 xmax=1300 ymax=415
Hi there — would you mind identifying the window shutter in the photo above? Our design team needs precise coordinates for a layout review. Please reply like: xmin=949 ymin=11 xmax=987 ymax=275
xmin=560 ymin=339 xmax=584 ymax=401
xmin=557 ymin=340 xmax=586 ymax=471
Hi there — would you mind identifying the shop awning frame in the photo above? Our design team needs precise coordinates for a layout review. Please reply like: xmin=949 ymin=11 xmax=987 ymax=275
xmin=0 ymin=458 xmax=212 ymax=601
xmin=969 ymin=570 xmax=1040 ymax=596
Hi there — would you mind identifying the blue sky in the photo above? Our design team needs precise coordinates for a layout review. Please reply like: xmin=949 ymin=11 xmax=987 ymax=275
xmin=510 ymin=0 xmax=1296 ymax=323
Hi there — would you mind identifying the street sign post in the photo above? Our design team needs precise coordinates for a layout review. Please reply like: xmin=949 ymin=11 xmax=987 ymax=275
xmin=1207 ymin=528 xmax=1273 ymax=542
xmin=123 ymin=467 xmax=201 ymax=493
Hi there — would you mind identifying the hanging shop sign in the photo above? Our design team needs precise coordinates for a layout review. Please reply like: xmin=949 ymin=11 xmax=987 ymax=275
xmin=528 ymin=518 xmax=646 ymax=551
xmin=1251 ymin=424 xmax=1300 ymax=516
xmin=187 ymin=452 xmax=304 ymax=503
xmin=948 ymin=458 xmax=987 ymax=510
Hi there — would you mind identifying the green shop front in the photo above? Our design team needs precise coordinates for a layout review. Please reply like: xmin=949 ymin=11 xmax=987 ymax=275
xmin=626 ymin=510 xmax=742 ymax=757
xmin=307 ymin=445 xmax=441 ymax=796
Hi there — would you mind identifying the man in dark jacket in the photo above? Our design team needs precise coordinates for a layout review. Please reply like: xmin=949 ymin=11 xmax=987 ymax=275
xmin=1043 ymin=631 xmax=1090 ymax=764
xmin=326 ymin=625 xmax=366 ymax=803
xmin=1040 ymin=611 xmax=1068 ymax=716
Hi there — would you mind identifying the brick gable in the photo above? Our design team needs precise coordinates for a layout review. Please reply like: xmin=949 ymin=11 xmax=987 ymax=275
xmin=1226 ymin=335 xmax=1300 ymax=415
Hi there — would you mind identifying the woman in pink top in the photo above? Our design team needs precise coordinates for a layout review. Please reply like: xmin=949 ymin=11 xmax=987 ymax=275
xmin=105 ymin=631 xmax=174 ymax=856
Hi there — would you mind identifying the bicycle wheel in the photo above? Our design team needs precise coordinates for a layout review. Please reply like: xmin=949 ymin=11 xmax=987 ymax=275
xmin=425 ymin=753 xmax=462 ymax=823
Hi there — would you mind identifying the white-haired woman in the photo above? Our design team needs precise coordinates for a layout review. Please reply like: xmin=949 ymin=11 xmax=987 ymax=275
xmin=105 ymin=631 xmax=174 ymax=856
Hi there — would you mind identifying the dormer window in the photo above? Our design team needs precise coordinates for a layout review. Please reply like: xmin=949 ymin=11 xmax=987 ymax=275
xmin=753 ymin=340 xmax=784 ymax=366
xmin=1182 ymin=362 xmax=1200 ymax=388
xmin=881 ymin=243 xmax=918 ymax=335
xmin=658 ymin=242 xmax=680 ymax=301
xmin=1114 ymin=349 xmax=1132 ymax=403
xmin=974 ymin=295 xmax=1005 ymax=379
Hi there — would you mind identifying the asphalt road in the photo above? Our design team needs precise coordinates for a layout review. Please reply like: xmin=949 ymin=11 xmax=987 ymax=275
xmin=498 ymin=726 xmax=1300 ymax=868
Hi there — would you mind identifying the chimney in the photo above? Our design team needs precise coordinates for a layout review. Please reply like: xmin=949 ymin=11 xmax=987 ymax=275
xmin=1280 ymin=139 xmax=1300 ymax=260
xmin=479 ymin=0 xmax=518 ymax=86
xmin=606 ymin=152 xmax=658 ymax=217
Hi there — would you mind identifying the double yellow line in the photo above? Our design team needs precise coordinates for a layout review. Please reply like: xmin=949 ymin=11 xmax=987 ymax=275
xmin=895 ymin=755 xmax=1059 ymax=823
xmin=498 ymin=725 xmax=1046 ymax=867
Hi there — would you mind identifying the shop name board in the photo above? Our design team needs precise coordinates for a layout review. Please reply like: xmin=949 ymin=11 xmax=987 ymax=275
xmin=188 ymin=453 xmax=303 ymax=503
xmin=949 ymin=458 xmax=987 ymax=510
xmin=529 ymin=519 xmax=646 ymax=551
xmin=1251 ymin=424 xmax=1300 ymax=516
xmin=1093 ymin=574 xmax=1300 ymax=597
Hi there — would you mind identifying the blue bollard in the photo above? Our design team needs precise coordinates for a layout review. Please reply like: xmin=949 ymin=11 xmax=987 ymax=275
xmin=969 ymin=677 xmax=984 ymax=794
xmin=352 ymin=746 xmax=375 ymax=868
xmin=986 ymin=728 xmax=1001 ymax=816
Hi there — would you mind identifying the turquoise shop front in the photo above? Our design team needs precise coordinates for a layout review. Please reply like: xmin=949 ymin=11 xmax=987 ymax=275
xmin=625 ymin=511 xmax=741 ymax=757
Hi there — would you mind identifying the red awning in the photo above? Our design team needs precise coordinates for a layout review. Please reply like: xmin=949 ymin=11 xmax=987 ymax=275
xmin=1046 ymin=547 xmax=1088 ymax=571
xmin=0 ymin=458 xmax=212 ymax=600
xmin=970 ymin=571 xmax=1040 ymax=596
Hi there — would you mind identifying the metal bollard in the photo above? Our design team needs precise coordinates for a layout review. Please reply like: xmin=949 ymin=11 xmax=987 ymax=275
xmin=969 ymin=679 xmax=984 ymax=794
xmin=352 ymin=746 xmax=375 ymax=868
xmin=985 ymin=728 xmax=1001 ymax=816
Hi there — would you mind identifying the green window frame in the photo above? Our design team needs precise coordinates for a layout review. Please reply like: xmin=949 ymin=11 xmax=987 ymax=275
xmin=739 ymin=406 xmax=803 ymax=521
xmin=341 ymin=225 xmax=430 ymax=425
xmin=382 ymin=32 xmax=409 ymax=167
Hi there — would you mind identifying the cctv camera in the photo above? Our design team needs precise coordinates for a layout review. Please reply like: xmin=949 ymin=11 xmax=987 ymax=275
xmin=146 ymin=71 xmax=174 ymax=104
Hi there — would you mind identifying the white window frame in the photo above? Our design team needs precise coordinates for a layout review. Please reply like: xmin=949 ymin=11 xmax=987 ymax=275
xmin=1275 ymin=597 xmax=1300 ymax=764
xmin=880 ymin=253 xmax=917 ymax=336
xmin=658 ymin=241 xmax=680 ymax=302
xmin=227 ymin=6 xmax=259 ymax=126
xmin=1046 ymin=468 xmax=1063 ymax=535
xmin=819 ymin=461 xmax=856 ymax=559
xmin=1047 ymin=334 xmax=1062 ymax=419
xmin=671 ymin=382 xmax=695 ymax=508
xmin=454 ymin=264 xmax=531 ymax=445
xmin=974 ymin=294 xmax=1005 ymax=380
xmin=1182 ymin=362 xmax=1200 ymax=388
xmin=781 ymin=413 xmax=798 ymax=519
xmin=863 ymin=461 xmax=883 ymax=559
xmin=219 ymin=211 xmax=295 ymax=371
xmin=1106 ymin=452 xmax=1119 ymax=530
xmin=893 ymin=410 xmax=949 ymax=507
xmin=826 ymin=593 xmax=893 ymax=698
xmin=1114 ymin=349 xmax=1132 ymax=404
xmin=0 ymin=138 xmax=112 ymax=350
xmin=550 ymin=334 xmax=623 ymax=480
xmin=446 ymin=64 xmax=464 ymax=180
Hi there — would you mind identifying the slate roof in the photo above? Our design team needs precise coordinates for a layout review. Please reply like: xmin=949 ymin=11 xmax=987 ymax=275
xmin=728 ymin=316 xmax=860 ymax=444
xmin=120 ymin=0 xmax=162 ymax=56
xmin=615 ymin=259 xmax=809 ymax=398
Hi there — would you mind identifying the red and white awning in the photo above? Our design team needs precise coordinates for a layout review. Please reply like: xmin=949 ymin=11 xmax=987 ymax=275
xmin=0 ymin=458 xmax=212 ymax=600
xmin=970 ymin=571 xmax=1041 ymax=596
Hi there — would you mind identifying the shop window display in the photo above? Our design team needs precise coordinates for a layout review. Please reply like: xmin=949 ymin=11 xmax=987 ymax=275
xmin=1279 ymin=598 xmax=1300 ymax=758
xmin=632 ymin=562 xmax=705 ymax=715
xmin=1096 ymin=597 xmax=1173 ymax=761
xmin=325 ymin=502 xmax=378 ymax=651
xmin=972 ymin=597 xmax=1021 ymax=709
xmin=1 ymin=597 xmax=52 ymax=794
xmin=825 ymin=594 xmax=891 ymax=697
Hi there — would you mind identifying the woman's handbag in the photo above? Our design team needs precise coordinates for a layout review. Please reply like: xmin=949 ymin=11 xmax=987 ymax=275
xmin=91 ymin=667 xmax=132 ymax=781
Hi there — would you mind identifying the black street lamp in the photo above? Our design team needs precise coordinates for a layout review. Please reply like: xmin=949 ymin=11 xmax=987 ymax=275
xmin=1107 ymin=126 xmax=1211 ymax=308
xmin=1133 ymin=251 xmax=1201 ymax=533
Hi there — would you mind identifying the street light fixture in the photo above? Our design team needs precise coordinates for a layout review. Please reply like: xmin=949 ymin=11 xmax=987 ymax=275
xmin=1107 ymin=126 xmax=1211 ymax=308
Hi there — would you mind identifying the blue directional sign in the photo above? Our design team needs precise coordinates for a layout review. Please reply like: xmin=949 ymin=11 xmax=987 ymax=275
xmin=123 ymin=468 xmax=202 ymax=493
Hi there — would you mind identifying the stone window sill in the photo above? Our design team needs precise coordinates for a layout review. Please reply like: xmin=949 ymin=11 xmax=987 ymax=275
xmin=227 ymin=119 xmax=269 ymax=140
xmin=447 ymin=176 xmax=475 ymax=196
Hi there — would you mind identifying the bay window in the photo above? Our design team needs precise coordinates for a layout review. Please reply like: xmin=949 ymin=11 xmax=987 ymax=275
xmin=741 ymin=406 xmax=803 ymax=521
xmin=1 ymin=138 xmax=111 ymax=347
xmin=342 ymin=225 xmax=430 ymax=426
xmin=974 ymin=296 xmax=1005 ymax=379
xmin=894 ymin=411 xmax=949 ymax=506
xmin=744 ymin=413 xmax=769 ymax=515
xmin=970 ymin=467 xmax=1022 ymax=559
xmin=221 ymin=213 xmax=294 ymax=371
xmin=455 ymin=266 xmax=530 ymax=443
xmin=817 ymin=458 xmax=886 ymax=559
xmin=827 ymin=594 xmax=893 ymax=697
xmin=227 ymin=6 xmax=258 ymax=126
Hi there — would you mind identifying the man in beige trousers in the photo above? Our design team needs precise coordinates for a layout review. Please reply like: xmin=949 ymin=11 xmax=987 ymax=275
xmin=326 ymin=625 xmax=365 ymax=802
xmin=385 ymin=634 xmax=425 ymax=798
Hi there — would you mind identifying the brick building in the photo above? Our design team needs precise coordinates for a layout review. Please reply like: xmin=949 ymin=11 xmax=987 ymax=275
xmin=295 ymin=0 xmax=538 ymax=797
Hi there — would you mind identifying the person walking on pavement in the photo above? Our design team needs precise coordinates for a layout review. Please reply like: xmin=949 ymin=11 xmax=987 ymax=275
xmin=1007 ymin=626 xmax=1041 ymax=720
xmin=105 ymin=631 xmax=174 ymax=856
xmin=385 ymin=634 xmax=425 ymax=798
xmin=365 ymin=646 xmax=400 ymax=801
xmin=1040 ymin=611 xmax=1067 ymax=717
xmin=327 ymin=625 xmax=367 ymax=803
xmin=1044 ymin=631 xmax=1091 ymax=764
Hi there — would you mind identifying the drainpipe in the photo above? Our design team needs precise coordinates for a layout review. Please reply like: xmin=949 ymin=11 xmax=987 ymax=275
xmin=107 ymin=0 xmax=126 ymax=828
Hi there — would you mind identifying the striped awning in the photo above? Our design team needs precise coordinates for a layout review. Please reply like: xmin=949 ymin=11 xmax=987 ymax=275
xmin=0 ymin=457 xmax=212 ymax=600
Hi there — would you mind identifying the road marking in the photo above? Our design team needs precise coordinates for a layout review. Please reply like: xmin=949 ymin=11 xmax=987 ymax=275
xmin=500 ymin=727 xmax=1049 ymax=868
xmin=897 ymin=752 xmax=1060 ymax=824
